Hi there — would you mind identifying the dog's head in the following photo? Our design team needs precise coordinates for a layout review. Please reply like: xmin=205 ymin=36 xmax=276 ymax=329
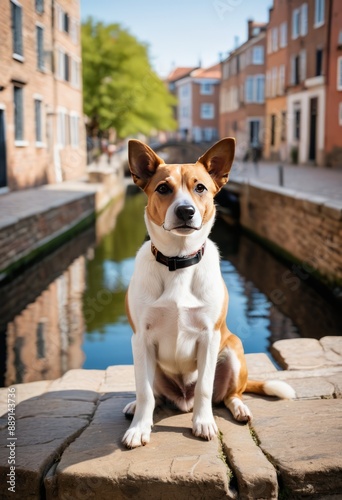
xmin=128 ymin=138 xmax=235 ymax=239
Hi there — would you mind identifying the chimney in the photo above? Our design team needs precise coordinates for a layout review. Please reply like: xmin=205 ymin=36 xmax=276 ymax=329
xmin=247 ymin=18 xmax=254 ymax=40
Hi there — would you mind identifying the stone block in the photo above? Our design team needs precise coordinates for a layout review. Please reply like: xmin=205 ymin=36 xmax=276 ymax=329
xmin=45 ymin=397 xmax=234 ymax=500
xmin=215 ymin=408 xmax=278 ymax=500
xmin=248 ymin=398 xmax=342 ymax=498
xmin=0 ymin=416 xmax=91 ymax=500
xmin=271 ymin=338 xmax=327 ymax=370
xmin=245 ymin=353 xmax=278 ymax=378
xmin=286 ymin=377 xmax=335 ymax=399
xmin=99 ymin=365 xmax=135 ymax=396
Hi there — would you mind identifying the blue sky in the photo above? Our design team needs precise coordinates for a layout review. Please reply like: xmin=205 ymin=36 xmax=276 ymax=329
xmin=80 ymin=0 xmax=273 ymax=77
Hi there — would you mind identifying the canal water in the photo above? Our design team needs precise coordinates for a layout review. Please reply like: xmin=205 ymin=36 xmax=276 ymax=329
xmin=1 ymin=188 xmax=341 ymax=387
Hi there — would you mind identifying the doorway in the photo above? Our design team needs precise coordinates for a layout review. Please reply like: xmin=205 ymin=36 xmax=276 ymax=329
xmin=0 ymin=109 xmax=7 ymax=189
xmin=309 ymin=97 xmax=318 ymax=162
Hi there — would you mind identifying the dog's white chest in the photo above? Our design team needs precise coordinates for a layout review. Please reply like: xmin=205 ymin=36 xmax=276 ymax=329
xmin=144 ymin=281 xmax=214 ymax=374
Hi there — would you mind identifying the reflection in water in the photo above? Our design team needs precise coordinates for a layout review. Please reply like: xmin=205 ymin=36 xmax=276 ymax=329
xmin=0 ymin=229 xmax=95 ymax=387
xmin=82 ymin=191 xmax=146 ymax=368
xmin=1 ymin=190 xmax=341 ymax=386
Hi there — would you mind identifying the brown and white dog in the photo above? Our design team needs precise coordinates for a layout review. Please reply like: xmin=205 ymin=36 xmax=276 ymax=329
xmin=122 ymin=138 xmax=295 ymax=449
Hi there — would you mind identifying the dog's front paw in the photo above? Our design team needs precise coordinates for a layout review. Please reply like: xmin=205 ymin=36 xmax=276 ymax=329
xmin=122 ymin=423 xmax=152 ymax=449
xmin=192 ymin=417 xmax=218 ymax=440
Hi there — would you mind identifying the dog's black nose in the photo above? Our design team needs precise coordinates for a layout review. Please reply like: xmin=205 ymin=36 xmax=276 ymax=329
xmin=175 ymin=204 xmax=195 ymax=221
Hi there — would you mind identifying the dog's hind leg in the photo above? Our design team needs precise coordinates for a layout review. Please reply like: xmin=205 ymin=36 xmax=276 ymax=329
xmin=214 ymin=333 xmax=252 ymax=422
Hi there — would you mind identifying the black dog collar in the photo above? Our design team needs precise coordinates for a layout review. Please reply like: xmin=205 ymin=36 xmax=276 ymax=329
xmin=151 ymin=242 xmax=205 ymax=271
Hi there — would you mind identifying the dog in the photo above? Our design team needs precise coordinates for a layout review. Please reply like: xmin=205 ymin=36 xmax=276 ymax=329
xmin=122 ymin=138 xmax=295 ymax=449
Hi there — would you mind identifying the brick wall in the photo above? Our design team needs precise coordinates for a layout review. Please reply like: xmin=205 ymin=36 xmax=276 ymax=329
xmin=0 ymin=0 xmax=86 ymax=190
xmin=239 ymin=182 xmax=342 ymax=284
xmin=0 ymin=193 xmax=95 ymax=274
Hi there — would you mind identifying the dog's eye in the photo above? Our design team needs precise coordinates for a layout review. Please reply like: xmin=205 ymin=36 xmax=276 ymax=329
xmin=156 ymin=183 xmax=172 ymax=195
xmin=195 ymin=183 xmax=207 ymax=193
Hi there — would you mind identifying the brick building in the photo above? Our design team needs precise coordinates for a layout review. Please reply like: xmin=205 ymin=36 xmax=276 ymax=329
xmin=325 ymin=0 xmax=342 ymax=165
xmin=286 ymin=0 xmax=329 ymax=165
xmin=171 ymin=64 xmax=221 ymax=143
xmin=264 ymin=0 xmax=289 ymax=161
xmin=220 ymin=21 xmax=267 ymax=160
xmin=0 ymin=0 xmax=85 ymax=191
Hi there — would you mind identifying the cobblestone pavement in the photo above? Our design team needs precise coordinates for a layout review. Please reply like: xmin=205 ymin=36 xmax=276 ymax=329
xmin=1 ymin=337 xmax=341 ymax=499
xmin=231 ymin=160 xmax=342 ymax=201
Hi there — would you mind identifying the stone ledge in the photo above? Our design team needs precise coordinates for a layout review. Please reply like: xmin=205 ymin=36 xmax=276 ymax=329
xmin=1 ymin=346 xmax=342 ymax=499
xmin=271 ymin=336 xmax=342 ymax=371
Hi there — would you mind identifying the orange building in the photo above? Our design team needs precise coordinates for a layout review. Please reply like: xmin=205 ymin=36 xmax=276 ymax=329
xmin=220 ymin=20 xmax=267 ymax=160
xmin=264 ymin=0 xmax=289 ymax=161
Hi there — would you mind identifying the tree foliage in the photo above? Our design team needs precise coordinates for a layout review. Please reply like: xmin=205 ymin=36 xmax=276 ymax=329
xmin=81 ymin=18 xmax=177 ymax=137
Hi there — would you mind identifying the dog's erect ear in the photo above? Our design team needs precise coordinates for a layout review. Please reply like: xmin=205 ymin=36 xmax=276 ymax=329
xmin=128 ymin=140 xmax=164 ymax=190
xmin=196 ymin=137 xmax=235 ymax=191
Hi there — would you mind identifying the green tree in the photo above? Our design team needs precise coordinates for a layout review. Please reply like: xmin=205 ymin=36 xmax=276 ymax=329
xmin=82 ymin=18 xmax=177 ymax=137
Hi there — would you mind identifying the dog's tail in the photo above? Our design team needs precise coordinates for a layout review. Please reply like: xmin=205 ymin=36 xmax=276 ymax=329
xmin=245 ymin=380 xmax=296 ymax=399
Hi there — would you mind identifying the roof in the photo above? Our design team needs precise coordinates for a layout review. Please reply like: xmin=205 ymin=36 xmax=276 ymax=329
xmin=191 ymin=63 xmax=221 ymax=79
xmin=167 ymin=66 xmax=198 ymax=82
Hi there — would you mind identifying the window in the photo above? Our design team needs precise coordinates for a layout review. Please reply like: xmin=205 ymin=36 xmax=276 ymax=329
xmin=204 ymin=127 xmax=215 ymax=141
xmin=57 ymin=5 xmax=69 ymax=33
xmin=252 ymin=46 xmax=264 ymax=64
xmin=34 ymin=98 xmax=42 ymax=143
xmin=70 ymin=114 xmax=79 ymax=148
xmin=339 ymin=30 xmax=342 ymax=46
xmin=272 ymin=27 xmax=278 ymax=52
xmin=63 ymin=12 xmax=69 ymax=33
xmin=64 ymin=53 xmax=70 ymax=81
xmin=301 ymin=4 xmax=308 ymax=36
xmin=267 ymin=30 xmax=272 ymax=54
xmin=57 ymin=109 xmax=67 ymax=147
xmin=249 ymin=119 xmax=260 ymax=146
xmin=57 ymin=49 xmax=71 ymax=81
xmin=291 ymin=55 xmax=300 ymax=85
xmin=272 ymin=67 xmax=277 ymax=97
xmin=35 ymin=0 xmax=44 ymax=14
xmin=245 ymin=76 xmax=264 ymax=103
xmin=11 ymin=1 xmax=23 ymax=59
xmin=266 ymin=71 xmax=271 ymax=98
xmin=339 ymin=103 xmax=342 ymax=126
xmin=314 ymin=0 xmax=325 ymax=27
xmin=70 ymin=19 xmax=79 ymax=44
xmin=71 ymin=58 xmax=80 ymax=87
xmin=57 ymin=49 xmax=64 ymax=79
xmin=338 ymin=57 xmax=342 ymax=90
xmin=316 ymin=48 xmax=323 ymax=76
xmin=256 ymin=75 xmax=265 ymax=103
xmin=294 ymin=104 xmax=301 ymax=140
xmin=200 ymin=83 xmax=213 ymax=95
xmin=200 ymin=103 xmax=214 ymax=119
xmin=181 ymin=84 xmax=189 ymax=97
xmin=300 ymin=49 xmax=306 ymax=81
xmin=281 ymin=111 xmax=286 ymax=142
xmin=245 ymin=77 xmax=254 ymax=102
xmin=279 ymin=65 xmax=285 ymax=95
xmin=13 ymin=86 xmax=24 ymax=141
xmin=181 ymin=106 xmax=189 ymax=118
xmin=36 ymin=26 xmax=44 ymax=70
xmin=292 ymin=9 xmax=300 ymax=39
xmin=280 ymin=22 xmax=287 ymax=48
xmin=270 ymin=114 xmax=276 ymax=146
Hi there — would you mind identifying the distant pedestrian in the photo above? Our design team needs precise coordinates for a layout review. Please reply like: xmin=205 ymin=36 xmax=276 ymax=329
xmin=107 ymin=143 xmax=116 ymax=164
